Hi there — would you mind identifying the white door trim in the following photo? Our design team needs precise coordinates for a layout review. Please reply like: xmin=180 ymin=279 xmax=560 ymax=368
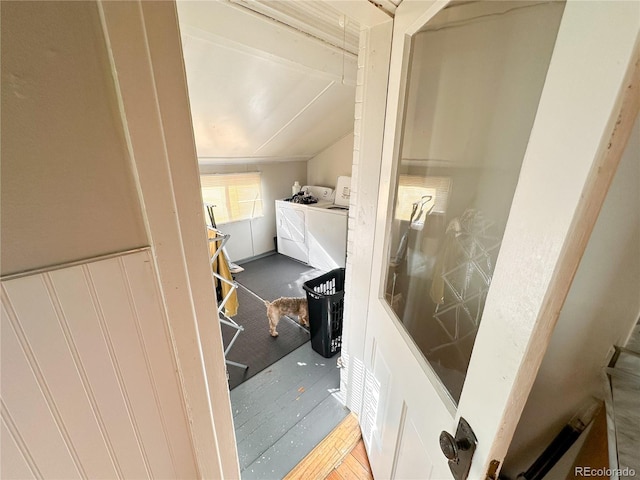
xmin=97 ymin=2 xmax=239 ymax=478
xmin=341 ymin=16 xmax=393 ymax=416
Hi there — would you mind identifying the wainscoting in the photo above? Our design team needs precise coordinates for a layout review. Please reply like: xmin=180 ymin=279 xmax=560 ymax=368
xmin=1 ymin=249 xmax=198 ymax=479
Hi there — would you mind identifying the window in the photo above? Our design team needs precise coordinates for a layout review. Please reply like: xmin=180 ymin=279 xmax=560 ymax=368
xmin=395 ymin=175 xmax=451 ymax=223
xmin=200 ymin=172 xmax=263 ymax=224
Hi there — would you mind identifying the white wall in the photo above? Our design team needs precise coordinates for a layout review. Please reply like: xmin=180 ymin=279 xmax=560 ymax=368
xmin=2 ymin=251 xmax=199 ymax=479
xmin=306 ymin=132 xmax=354 ymax=187
xmin=199 ymin=161 xmax=307 ymax=261
xmin=1 ymin=2 xmax=237 ymax=478
xmin=0 ymin=1 xmax=147 ymax=276
xmin=503 ymin=114 xmax=640 ymax=475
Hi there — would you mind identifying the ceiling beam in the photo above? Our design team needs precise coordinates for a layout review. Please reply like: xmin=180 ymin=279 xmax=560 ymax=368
xmin=177 ymin=1 xmax=357 ymax=85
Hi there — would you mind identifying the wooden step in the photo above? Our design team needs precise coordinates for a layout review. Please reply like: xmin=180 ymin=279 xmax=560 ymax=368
xmin=284 ymin=413 xmax=373 ymax=480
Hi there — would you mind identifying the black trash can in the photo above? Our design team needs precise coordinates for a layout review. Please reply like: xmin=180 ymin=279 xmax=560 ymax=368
xmin=303 ymin=268 xmax=345 ymax=358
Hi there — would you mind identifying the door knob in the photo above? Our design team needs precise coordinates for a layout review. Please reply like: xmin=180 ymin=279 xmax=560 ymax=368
xmin=439 ymin=417 xmax=477 ymax=480
xmin=439 ymin=431 xmax=460 ymax=460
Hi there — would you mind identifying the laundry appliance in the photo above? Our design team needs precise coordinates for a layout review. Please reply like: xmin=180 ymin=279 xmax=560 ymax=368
xmin=276 ymin=180 xmax=350 ymax=271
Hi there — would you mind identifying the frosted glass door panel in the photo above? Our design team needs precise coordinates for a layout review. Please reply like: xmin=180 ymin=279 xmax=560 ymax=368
xmin=383 ymin=1 xmax=565 ymax=403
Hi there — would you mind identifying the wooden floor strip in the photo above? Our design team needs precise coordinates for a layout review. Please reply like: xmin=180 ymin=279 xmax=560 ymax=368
xmin=335 ymin=453 xmax=371 ymax=480
xmin=284 ymin=413 xmax=362 ymax=480
xmin=350 ymin=440 xmax=372 ymax=474
xmin=326 ymin=471 xmax=343 ymax=480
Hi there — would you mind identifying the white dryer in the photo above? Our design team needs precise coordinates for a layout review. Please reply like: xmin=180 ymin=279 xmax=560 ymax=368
xmin=306 ymin=204 xmax=347 ymax=271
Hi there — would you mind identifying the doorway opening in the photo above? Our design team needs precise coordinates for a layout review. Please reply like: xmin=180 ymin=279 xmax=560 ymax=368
xmin=175 ymin=1 xmax=360 ymax=476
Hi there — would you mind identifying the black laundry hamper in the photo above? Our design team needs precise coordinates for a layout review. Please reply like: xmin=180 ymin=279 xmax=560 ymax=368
xmin=303 ymin=268 xmax=345 ymax=358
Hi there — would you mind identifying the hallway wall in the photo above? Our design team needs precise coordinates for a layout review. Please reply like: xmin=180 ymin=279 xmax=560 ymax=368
xmin=1 ymin=1 xmax=147 ymax=276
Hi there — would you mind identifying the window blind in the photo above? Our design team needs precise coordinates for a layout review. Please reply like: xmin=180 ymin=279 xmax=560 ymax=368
xmin=200 ymin=172 xmax=263 ymax=224
xmin=395 ymin=175 xmax=451 ymax=221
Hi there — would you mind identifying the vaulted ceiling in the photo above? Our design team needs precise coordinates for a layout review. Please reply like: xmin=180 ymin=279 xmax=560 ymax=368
xmin=176 ymin=0 xmax=362 ymax=164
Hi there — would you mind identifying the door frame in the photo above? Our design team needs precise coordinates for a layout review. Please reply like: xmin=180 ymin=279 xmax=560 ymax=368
xmin=98 ymin=2 xmax=239 ymax=478
xmin=348 ymin=0 xmax=639 ymax=477
xmin=97 ymin=0 xmax=639 ymax=477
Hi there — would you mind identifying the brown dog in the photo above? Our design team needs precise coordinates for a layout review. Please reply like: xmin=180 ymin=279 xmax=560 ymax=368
xmin=264 ymin=297 xmax=309 ymax=337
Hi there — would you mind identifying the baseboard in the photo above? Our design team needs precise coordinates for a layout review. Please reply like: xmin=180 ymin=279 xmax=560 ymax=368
xmin=235 ymin=250 xmax=276 ymax=265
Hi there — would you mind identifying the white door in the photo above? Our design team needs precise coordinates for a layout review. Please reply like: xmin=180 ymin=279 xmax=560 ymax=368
xmin=276 ymin=202 xmax=309 ymax=263
xmin=359 ymin=1 xmax=639 ymax=478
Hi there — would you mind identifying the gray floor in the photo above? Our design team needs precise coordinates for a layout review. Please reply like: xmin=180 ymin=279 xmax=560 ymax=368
xmin=236 ymin=253 xmax=325 ymax=300
xmin=223 ymin=285 xmax=310 ymax=390
xmin=231 ymin=342 xmax=348 ymax=480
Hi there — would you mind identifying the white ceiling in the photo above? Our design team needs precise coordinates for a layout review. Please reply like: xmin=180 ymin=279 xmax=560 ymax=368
xmin=177 ymin=0 xmax=360 ymax=164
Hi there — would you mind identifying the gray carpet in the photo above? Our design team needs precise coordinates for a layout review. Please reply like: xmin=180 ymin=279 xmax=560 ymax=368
xmin=221 ymin=284 xmax=310 ymax=390
xmin=235 ymin=253 xmax=325 ymax=300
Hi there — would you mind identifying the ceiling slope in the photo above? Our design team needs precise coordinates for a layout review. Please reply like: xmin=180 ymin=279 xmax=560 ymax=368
xmin=177 ymin=0 xmax=359 ymax=164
